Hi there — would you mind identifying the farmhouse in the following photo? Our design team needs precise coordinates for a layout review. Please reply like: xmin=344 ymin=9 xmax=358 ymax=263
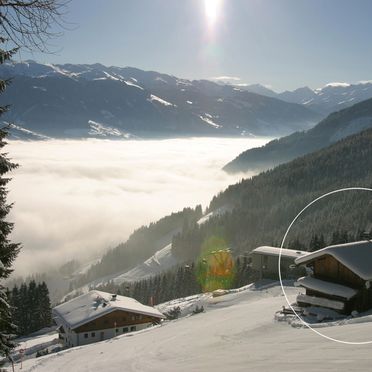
xmin=53 ymin=290 xmax=165 ymax=347
xmin=251 ymin=246 xmax=306 ymax=280
xmin=295 ymin=240 xmax=372 ymax=314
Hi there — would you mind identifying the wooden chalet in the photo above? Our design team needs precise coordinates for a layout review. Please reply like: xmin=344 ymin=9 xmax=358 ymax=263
xmin=295 ymin=240 xmax=372 ymax=314
xmin=251 ymin=246 xmax=306 ymax=280
xmin=53 ymin=290 xmax=165 ymax=347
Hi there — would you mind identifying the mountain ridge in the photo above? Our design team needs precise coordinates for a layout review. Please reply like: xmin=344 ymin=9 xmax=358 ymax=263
xmin=223 ymin=97 xmax=372 ymax=173
xmin=0 ymin=60 xmax=320 ymax=139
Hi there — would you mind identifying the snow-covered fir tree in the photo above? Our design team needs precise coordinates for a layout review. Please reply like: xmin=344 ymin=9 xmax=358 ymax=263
xmin=0 ymin=40 xmax=21 ymax=360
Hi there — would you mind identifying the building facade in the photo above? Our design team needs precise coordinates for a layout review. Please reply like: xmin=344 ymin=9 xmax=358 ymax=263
xmin=251 ymin=246 xmax=306 ymax=280
xmin=53 ymin=291 xmax=165 ymax=347
xmin=295 ymin=240 xmax=372 ymax=314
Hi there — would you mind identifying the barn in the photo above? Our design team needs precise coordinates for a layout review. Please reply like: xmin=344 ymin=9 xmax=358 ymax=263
xmin=53 ymin=290 xmax=165 ymax=347
xmin=250 ymin=246 xmax=306 ymax=280
xmin=295 ymin=240 xmax=372 ymax=314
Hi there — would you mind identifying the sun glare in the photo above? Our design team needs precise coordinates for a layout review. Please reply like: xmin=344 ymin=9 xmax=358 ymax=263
xmin=205 ymin=0 xmax=222 ymax=26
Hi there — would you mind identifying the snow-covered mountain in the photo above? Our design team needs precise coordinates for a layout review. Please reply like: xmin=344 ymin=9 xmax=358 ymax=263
xmin=278 ymin=86 xmax=316 ymax=105
xmin=242 ymin=83 xmax=278 ymax=98
xmin=224 ymin=79 xmax=372 ymax=116
xmin=0 ymin=60 xmax=320 ymax=139
xmin=277 ymin=82 xmax=372 ymax=115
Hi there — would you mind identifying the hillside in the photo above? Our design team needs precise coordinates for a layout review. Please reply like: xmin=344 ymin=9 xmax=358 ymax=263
xmin=69 ymin=129 xmax=372 ymax=292
xmin=17 ymin=284 xmax=372 ymax=371
xmin=0 ymin=61 xmax=320 ymax=138
xmin=172 ymin=128 xmax=372 ymax=261
xmin=224 ymin=98 xmax=372 ymax=173
xmin=71 ymin=206 xmax=203 ymax=290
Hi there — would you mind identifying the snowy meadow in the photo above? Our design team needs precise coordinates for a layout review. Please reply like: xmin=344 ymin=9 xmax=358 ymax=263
xmin=7 ymin=137 xmax=270 ymax=276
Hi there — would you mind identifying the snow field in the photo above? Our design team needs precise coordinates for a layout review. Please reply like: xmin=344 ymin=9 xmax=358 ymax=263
xmin=15 ymin=283 xmax=372 ymax=372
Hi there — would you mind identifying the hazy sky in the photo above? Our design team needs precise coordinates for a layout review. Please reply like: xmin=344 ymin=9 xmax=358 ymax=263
xmin=7 ymin=137 xmax=269 ymax=276
xmin=16 ymin=0 xmax=372 ymax=91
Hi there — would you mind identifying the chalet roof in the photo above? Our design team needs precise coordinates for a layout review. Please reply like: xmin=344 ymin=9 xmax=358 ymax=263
xmin=295 ymin=276 xmax=357 ymax=300
xmin=295 ymin=240 xmax=372 ymax=281
xmin=252 ymin=246 xmax=306 ymax=259
xmin=297 ymin=293 xmax=344 ymax=311
xmin=53 ymin=290 xmax=165 ymax=330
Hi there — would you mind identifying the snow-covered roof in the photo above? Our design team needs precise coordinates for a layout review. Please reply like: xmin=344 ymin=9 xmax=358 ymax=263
xmin=53 ymin=290 xmax=165 ymax=330
xmin=295 ymin=276 xmax=357 ymax=300
xmin=297 ymin=293 xmax=344 ymax=311
xmin=252 ymin=246 xmax=306 ymax=259
xmin=295 ymin=240 xmax=372 ymax=280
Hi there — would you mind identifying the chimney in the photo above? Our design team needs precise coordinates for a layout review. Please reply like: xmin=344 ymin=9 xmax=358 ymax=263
xmin=111 ymin=294 xmax=117 ymax=301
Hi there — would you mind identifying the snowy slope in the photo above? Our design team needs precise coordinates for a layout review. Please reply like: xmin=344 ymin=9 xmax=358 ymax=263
xmin=66 ymin=207 xmax=231 ymax=296
xmin=111 ymin=243 xmax=178 ymax=284
xmin=6 ymin=124 xmax=52 ymax=140
xmin=6 ymin=331 xmax=60 ymax=365
xmin=62 ymin=244 xmax=181 ymax=300
xmin=17 ymin=284 xmax=372 ymax=372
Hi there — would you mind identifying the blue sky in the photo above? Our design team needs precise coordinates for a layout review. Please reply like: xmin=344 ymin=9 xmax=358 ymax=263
xmin=16 ymin=0 xmax=372 ymax=91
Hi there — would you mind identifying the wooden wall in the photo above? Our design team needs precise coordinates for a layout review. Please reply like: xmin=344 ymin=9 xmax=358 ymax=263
xmin=312 ymin=255 xmax=364 ymax=288
xmin=74 ymin=309 xmax=160 ymax=333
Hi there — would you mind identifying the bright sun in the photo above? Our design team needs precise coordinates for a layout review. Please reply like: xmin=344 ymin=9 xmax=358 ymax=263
xmin=205 ymin=0 xmax=222 ymax=26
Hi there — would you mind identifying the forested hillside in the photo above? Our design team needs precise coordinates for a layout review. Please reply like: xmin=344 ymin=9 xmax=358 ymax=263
xmin=96 ymin=227 xmax=371 ymax=306
xmin=172 ymin=129 xmax=372 ymax=261
xmin=73 ymin=206 xmax=203 ymax=288
xmin=72 ymin=129 xmax=372 ymax=292
xmin=224 ymin=98 xmax=372 ymax=173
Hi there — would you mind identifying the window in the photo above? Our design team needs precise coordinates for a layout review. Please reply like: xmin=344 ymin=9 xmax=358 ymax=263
xmin=84 ymin=333 xmax=88 ymax=339
xmin=131 ymin=315 xmax=135 ymax=321
xmin=123 ymin=327 xmax=128 ymax=333
xmin=91 ymin=332 xmax=95 ymax=337
xmin=116 ymin=328 xmax=119 ymax=333
xmin=130 ymin=326 xmax=136 ymax=332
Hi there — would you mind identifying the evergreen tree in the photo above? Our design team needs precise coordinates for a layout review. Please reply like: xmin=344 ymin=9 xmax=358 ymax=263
xmin=27 ymin=280 xmax=38 ymax=332
xmin=35 ymin=282 xmax=52 ymax=331
xmin=17 ymin=283 xmax=28 ymax=335
xmin=0 ymin=40 xmax=21 ymax=360
xmin=308 ymin=234 xmax=326 ymax=252
xmin=7 ymin=281 xmax=52 ymax=336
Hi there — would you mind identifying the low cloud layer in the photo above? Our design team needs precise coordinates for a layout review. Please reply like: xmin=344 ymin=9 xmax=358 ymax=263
xmin=7 ymin=137 xmax=269 ymax=276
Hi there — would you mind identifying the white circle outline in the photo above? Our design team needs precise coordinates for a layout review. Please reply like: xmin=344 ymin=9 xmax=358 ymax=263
xmin=278 ymin=187 xmax=372 ymax=345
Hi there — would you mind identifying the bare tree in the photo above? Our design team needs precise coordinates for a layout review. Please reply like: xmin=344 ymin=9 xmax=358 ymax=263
xmin=0 ymin=0 xmax=70 ymax=51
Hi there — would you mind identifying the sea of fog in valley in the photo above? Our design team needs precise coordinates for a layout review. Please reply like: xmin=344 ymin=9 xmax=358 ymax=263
xmin=6 ymin=137 xmax=271 ymax=277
